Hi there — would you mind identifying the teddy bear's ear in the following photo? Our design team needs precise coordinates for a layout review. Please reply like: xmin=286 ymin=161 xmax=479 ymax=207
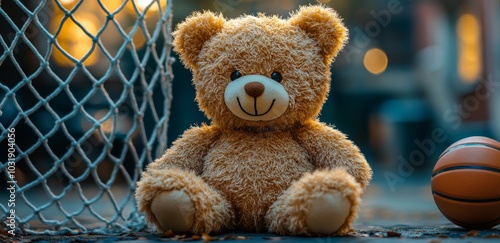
xmin=173 ymin=11 xmax=225 ymax=70
xmin=289 ymin=5 xmax=348 ymax=63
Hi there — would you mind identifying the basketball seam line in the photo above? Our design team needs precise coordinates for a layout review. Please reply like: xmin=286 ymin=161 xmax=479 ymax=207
xmin=432 ymin=165 xmax=500 ymax=177
xmin=432 ymin=190 xmax=500 ymax=203
xmin=439 ymin=142 xmax=500 ymax=159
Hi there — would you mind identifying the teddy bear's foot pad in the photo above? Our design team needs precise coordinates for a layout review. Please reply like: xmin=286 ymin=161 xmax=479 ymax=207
xmin=151 ymin=190 xmax=195 ymax=233
xmin=305 ymin=191 xmax=351 ymax=234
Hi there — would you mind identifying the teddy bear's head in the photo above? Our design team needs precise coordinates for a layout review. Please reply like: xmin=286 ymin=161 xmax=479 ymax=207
xmin=173 ymin=5 xmax=348 ymax=130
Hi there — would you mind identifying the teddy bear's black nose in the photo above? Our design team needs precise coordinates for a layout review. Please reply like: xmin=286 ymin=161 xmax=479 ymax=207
xmin=244 ymin=82 xmax=265 ymax=98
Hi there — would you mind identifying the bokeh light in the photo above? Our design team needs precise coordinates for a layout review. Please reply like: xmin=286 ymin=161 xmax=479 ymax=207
xmin=457 ymin=13 xmax=482 ymax=83
xmin=58 ymin=0 xmax=78 ymax=10
xmin=52 ymin=14 xmax=100 ymax=67
xmin=363 ymin=48 xmax=388 ymax=75
xmin=99 ymin=0 xmax=123 ymax=13
xmin=58 ymin=0 xmax=76 ymax=5
xmin=126 ymin=27 xmax=147 ymax=50
xmin=132 ymin=0 xmax=165 ymax=13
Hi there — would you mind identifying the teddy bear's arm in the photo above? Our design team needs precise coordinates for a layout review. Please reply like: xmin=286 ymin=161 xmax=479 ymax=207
xmin=147 ymin=124 xmax=220 ymax=174
xmin=293 ymin=120 xmax=372 ymax=189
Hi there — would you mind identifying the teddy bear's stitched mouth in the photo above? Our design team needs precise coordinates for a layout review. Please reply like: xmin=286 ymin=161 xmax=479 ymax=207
xmin=237 ymin=97 xmax=276 ymax=116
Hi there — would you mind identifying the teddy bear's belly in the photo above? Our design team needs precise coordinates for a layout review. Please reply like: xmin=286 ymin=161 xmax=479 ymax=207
xmin=201 ymin=132 xmax=314 ymax=231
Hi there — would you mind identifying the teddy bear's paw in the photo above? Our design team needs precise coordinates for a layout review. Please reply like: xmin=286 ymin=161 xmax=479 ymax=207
xmin=305 ymin=190 xmax=351 ymax=235
xmin=151 ymin=190 xmax=195 ymax=233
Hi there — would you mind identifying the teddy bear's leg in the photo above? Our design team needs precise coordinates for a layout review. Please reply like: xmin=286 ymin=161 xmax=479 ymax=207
xmin=136 ymin=167 xmax=234 ymax=234
xmin=265 ymin=169 xmax=362 ymax=236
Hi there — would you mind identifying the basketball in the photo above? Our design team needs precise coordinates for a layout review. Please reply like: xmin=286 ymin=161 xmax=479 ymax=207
xmin=431 ymin=136 xmax=500 ymax=229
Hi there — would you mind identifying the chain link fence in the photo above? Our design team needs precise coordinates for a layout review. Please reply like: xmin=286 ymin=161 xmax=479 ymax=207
xmin=0 ymin=0 xmax=173 ymax=235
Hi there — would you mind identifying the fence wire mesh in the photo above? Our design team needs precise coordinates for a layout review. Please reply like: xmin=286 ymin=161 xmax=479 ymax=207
xmin=0 ymin=0 xmax=173 ymax=235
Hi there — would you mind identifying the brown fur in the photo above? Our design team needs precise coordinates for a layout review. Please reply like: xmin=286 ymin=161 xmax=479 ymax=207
xmin=136 ymin=5 xmax=372 ymax=235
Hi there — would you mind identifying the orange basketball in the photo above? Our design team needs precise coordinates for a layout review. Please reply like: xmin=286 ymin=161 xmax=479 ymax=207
xmin=431 ymin=136 xmax=500 ymax=229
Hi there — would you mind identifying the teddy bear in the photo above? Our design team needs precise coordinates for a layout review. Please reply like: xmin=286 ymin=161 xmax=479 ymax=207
xmin=135 ymin=5 xmax=372 ymax=236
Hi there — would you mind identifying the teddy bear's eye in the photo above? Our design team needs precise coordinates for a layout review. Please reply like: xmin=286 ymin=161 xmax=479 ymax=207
xmin=230 ymin=70 xmax=242 ymax=81
xmin=271 ymin=72 xmax=282 ymax=83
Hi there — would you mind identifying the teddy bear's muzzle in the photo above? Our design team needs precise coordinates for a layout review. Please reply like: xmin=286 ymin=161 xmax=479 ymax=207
xmin=224 ymin=74 xmax=289 ymax=122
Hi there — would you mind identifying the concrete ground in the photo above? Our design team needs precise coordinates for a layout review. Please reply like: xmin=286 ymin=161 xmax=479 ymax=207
xmin=2 ymin=165 xmax=499 ymax=242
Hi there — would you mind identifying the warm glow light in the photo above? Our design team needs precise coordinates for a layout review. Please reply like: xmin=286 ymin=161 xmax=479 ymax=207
xmin=94 ymin=110 xmax=114 ymax=134
xmin=58 ymin=0 xmax=78 ymax=10
xmin=134 ymin=0 xmax=162 ymax=12
xmin=457 ymin=14 xmax=479 ymax=43
xmin=363 ymin=48 xmax=388 ymax=75
xmin=457 ymin=13 xmax=482 ymax=83
xmin=59 ymin=0 xmax=76 ymax=5
xmin=136 ymin=0 xmax=154 ymax=11
xmin=91 ymin=109 xmax=133 ymax=139
xmin=126 ymin=27 xmax=147 ymax=49
xmin=99 ymin=0 xmax=123 ymax=13
xmin=52 ymin=15 xmax=100 ymax=66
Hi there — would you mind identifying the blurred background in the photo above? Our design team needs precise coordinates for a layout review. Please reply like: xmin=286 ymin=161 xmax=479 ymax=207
xmin=0 ymin=0 xmax=499 ymax=231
